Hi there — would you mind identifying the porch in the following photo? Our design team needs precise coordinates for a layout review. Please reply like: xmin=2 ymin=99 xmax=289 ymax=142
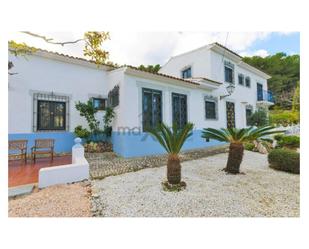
xmin=9 ymin=155 xmax=72 ymax=187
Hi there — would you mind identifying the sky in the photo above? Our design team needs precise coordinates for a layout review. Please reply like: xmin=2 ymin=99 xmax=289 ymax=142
xmin=8 ymin=32 xmax=300 ymax=66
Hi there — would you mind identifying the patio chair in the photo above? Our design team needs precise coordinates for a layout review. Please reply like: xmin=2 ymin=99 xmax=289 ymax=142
xmin=8 ymin=140 xmax=28 ymax=164
xmin=31 ymin=139 xmax=55 ymax=163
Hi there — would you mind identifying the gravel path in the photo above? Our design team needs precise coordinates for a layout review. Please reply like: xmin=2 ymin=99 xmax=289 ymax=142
xmin=91 ymin=151 xmax=299 ymax=217
xmin=9 ymin=182 xmax=91 ymax=217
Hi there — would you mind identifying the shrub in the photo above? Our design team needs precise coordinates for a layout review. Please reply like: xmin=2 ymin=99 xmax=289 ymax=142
xmin=274 ymin=134 xmax=284 ymax=141
xmin=260 ymin=137 xmax=273 ymax=143
xmin=74 ymin=125 xmax=91 ymax=140
xmin=244 ymin=142 xmax=255 ymax=151
xmin=247 ymin=108 xmax=269 ymax=127
xmin=269 ymin=110 xmax=299 ymax=126
xmin=277 ymin=135 xmax=300 ymax=149
xmin=268 ymin=148 xmax=299 ymax=174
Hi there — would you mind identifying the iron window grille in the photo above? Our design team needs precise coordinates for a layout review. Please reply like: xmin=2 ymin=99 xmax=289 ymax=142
xmin=224 ymin=61 xmax=235 ymax=84
xmin=205 ymin=95 xmax=218 ymax=120
xmin=245 ymin=76 xmax=251 ymax=88
xmin=245 ymin=104 xmax=253 ymax=126
xmin=238 ymin=73 xmax=244 ymax=85
xmin=33 ymin=92 xmax=70 ymax=132
xmin=142 ymin=88 xmax=162 ymax=132
xmin=108 ymin=85 xmax=119 ymax=108
xmin=172 ymin=93 xmax=187 ymax=129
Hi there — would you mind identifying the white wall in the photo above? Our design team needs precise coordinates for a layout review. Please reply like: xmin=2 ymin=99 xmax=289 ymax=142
xmin=159 ymin=47 xmax=270 ymax=129
xmin=8 ymin=53 xmax=109 ymax=134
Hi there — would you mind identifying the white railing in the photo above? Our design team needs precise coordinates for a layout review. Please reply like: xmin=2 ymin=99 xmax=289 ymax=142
xmin=38 ymin=137 xmax=89 ymax=188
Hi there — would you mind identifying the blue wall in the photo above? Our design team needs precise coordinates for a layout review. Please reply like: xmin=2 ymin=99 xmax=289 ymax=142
xmin=112 ymin=130 xmax=224 ymax=158
xmin=9 ymin=130 xmax=224 ymax=158
xmin=8 ymin=132 xmax=75 ymax=154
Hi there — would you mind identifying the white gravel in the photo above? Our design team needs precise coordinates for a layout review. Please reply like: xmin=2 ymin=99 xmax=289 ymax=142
xmin=92 ymin=151 xmax=299 ymax=217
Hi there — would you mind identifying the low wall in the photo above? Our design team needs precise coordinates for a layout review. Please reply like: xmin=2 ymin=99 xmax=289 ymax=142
xmin=38 ymin=138 xmax=89 ymax=188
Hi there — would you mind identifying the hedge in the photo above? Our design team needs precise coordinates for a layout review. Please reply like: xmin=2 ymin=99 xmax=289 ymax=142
xmin=268 ymin=148 xmax=300 ymax=174
xmin=276 ymin=135 xmax=300 ymax=149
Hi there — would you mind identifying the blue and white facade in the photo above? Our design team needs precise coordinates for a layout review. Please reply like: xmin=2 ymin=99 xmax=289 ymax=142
xmin=8 ymin=43 xmax=273 ymax=157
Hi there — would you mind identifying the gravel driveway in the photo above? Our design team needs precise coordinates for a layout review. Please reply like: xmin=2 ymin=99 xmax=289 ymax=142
xmin=9 ymin=182 xmax=91 ymax=217
xmin=91 ymin=151 xmax=299 ymax=217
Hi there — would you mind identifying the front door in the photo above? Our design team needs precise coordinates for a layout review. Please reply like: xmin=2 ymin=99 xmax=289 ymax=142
xmin=226 ymin=101 xmax=235 ymax=128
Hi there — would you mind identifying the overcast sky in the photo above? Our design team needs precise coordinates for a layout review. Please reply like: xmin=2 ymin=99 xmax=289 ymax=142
xmin=8 ymin=32 xmax=300 ymax=66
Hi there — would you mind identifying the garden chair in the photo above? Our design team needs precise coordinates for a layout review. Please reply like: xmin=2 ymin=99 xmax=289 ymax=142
xmin=31 ymin=139 xmax=55 ymax=163
xmin=8 ymin=140 xmax=28 ymax=164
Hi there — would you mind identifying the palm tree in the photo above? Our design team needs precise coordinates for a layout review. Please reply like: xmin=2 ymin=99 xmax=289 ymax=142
xmin=147 ymin=122 xmax=194 ymax=185
xmin=202 ymin=126 xmax=282 ymax=174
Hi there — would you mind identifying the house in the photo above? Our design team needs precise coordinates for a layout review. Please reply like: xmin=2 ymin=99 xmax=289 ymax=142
xmin=8 ymin=42 xmax=273 ymax=158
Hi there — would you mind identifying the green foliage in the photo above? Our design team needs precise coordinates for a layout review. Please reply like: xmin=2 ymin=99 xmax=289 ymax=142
xmin=277 ymin=135 xmax=300 ymax=149
xmin=268 ymin=148 xmax=299 ymax=174
xmin=244 ymin=142 xmax=255 ymax=151
xmin=260 ymin=137 xmax=273 ymax=143
xmin=292 ymin=81 xmax=300 ymax=111
xmin=75 ymin=100 xmax=100 ymax=135
xmin=8 ymin=40 xmax=37 ymax=56
xmin=103 ymin=107 xmax=115 ymax=137
xmin=83 ymin=32 xmax=110 ymax=65
xmin=269 ymin=110 xmax=299 ymax=126
xmin=74 ymin=125 xmax=91 ymax=140
xmin=147 ymin=123 xmax=194 ymax=155
xmin=243 ymin=53 xmax=300 ymax=110
xmin=202 ymin=126 xmax=281 ymax=144
xmin=137 ymin=64 xmax=161 ymax=73
xmin=274 ymin=134 xmax=284 ymax=141
xmin=247 ymin=108 xmax=269 ymax=127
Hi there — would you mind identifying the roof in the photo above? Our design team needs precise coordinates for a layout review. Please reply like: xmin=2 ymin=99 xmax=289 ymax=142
xmin=210 ymin=42 xmax=243 ymax=58
xmin=125 ymin=65 xmax=222 ymax=86
xmin=9 ymin=45 xmax=224 ymax=87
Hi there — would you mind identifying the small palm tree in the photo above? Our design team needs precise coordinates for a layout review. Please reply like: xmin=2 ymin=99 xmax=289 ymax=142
xmin=147 ymin=122 xmax=194 ymax=185
xmin=202 ymin=126 xmax=282 ymax=174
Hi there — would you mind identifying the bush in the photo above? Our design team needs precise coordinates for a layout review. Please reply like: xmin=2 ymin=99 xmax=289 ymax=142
xmin=277 ymin=135 xmax=300 ymax=149
xmin=274 ymin=134 xmax=284 ymax=141
xmin=247 ymin=108 xmax=269 ymax=127
xmin=269 ymin=110 xmax=300 ymax=126
xmin=268 ymin=148 xmax=299 ymax=174
xmin=260 ymin=137 xmax=273 ymax=143
xmin=244 ymin=142 xmax=255 ymax=151
xmin=74 ymin=125 xmax=90 ymax=140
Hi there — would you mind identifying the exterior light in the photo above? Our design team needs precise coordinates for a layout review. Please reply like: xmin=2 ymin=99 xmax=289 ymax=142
xmin=220 ymin=83 xmax=235 ymax=100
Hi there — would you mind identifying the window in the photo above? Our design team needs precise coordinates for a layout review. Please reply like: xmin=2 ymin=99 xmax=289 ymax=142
xmin=246 ymin=105 xmax=253 ymax=126
xmin=181 ymin=67 xmax=192 ymax=79
xmin=224 ymin=61 xmax=234 ymax=83
xmin=142 ymin=88 xmax=162 ymax=131
xmin=92 ymin=98 xmax=107 ymax=110
xmin=205 ymin=95 xmax=218 ymax=120
xmin=108 ymin=85 xmax=119 ymax=107
xmin=172 ymin=93 xmax=187 ymax=129
xmin=37 ymin=100 xmax=66 ymax=131
xmin=238 ymin=73 xmax=244 ymax=85
xmin=245 ymin=76 xmax=251 ymax=87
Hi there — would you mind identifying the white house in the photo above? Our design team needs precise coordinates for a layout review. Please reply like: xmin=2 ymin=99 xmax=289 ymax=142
xmin=8 ymin=42 xmax=273 ymax=158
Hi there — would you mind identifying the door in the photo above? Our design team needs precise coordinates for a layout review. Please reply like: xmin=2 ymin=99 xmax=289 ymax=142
xmin=257 ymin=83 xmax=263 ymax=101
xmin=172 ymin=93 xmax=187 ymax=129
xmin=226 ymin=101 xmax=235 ymax=128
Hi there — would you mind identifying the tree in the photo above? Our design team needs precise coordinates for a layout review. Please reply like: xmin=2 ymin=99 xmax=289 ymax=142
xmin=202 ymin=126 xmax=282 ymax=174
xmin=137 ymin=64 xmax=161 ymax=73
xmin=247 ymin=108 xmax=269 ymax=127
xmin=147 ymin=123 xmax=193 ymax=186
xmin=292 ymin=81 xmax=300 ymax=111
xmin=9 ymin=31 xmax=111 ymax=75
xmin=243 ymin=53 xmax=300 ymax=110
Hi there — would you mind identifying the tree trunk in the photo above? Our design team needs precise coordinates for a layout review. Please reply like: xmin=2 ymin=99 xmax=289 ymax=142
xmin=224 ymin=143 xmax=244 ymax=174
xmin=167 ymin=155 xmax=181 ymax=184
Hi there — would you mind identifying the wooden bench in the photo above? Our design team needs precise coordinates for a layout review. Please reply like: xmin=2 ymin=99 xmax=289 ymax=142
xmin=9 ymin=140 xmax=28 ymax=164
xmin=31 ymin=139 xmax=55 ymax=163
